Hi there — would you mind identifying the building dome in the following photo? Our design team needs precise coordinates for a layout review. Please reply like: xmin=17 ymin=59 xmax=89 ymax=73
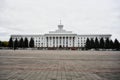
xmin=58 ymin=24 xmax=63 ymax=30
xmin=58 ymin=20 xmax=63 ymax=30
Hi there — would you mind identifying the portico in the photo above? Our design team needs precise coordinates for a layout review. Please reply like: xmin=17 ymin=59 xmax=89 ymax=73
xmin=45 ymin=36 xmax=76 ymax=48
xmin=44 ymin=22 xmax=77 ymax=48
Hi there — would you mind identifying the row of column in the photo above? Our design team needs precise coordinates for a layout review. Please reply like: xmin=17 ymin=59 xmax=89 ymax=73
xmin=46 ymin=37 xmax=75 ymax=47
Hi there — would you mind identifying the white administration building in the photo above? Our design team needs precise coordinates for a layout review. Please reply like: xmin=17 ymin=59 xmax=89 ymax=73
xmin=11 ymin=23 xmax=111 ymax=49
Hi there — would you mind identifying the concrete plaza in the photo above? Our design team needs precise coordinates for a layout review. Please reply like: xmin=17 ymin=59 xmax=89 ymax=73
xmin=0 ymin=50 xmax=120 ymax=80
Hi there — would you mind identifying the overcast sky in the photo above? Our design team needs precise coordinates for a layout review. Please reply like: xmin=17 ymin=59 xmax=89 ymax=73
xmin=0 ymin=0 xmax=120 ymax=41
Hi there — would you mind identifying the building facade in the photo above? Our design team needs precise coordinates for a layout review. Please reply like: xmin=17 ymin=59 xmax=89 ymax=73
xmin=11 ymin=23 xmax=111 ymax=49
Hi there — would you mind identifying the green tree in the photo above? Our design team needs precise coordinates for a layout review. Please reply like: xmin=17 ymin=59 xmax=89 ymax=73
xmin=24 ymin=37 xmax=28 ymax=48
xmin=94 ymin=37 xmax=99 ymax=49
xmin=0 ymin=41 xmax=2 ymax=47
xmin=114 ymin=39 xmax=119 ymax=50
xmin=2 ymin=41 xmax=9 ymax=47
xmin=105 ymin=38 xmax=110 ymax=49
xmin=19 ymin=38 xmax=24 ymax=48
xmin=85 ymin=38 xmax=90 ymax=50
xmin=99 ymin=38 xmax=105 ymax=49
xmin=109 ymin=40 xmax=114 ymax=49
xmin=29 ymin=38 xmax=34 ymax=48
xmin=90 ymin=38 xmax=95 ymax=49
xmin=119 ymin=42 xmax=120 ymax=49
xmin=14 ymin=38 xmax=18 ymax=49
xmin=8 ymin=37 xmax=13 ymax=48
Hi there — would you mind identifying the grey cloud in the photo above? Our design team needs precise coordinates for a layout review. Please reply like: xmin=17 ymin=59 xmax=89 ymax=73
xmin=0 ymin=32 xmax=9 ymax=36
xmin=0 ymin=0 xmax=120 ymax=41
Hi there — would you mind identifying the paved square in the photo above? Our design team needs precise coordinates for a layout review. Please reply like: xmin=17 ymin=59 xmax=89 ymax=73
xmin=0 ymin=50 xmax=120 ymax=80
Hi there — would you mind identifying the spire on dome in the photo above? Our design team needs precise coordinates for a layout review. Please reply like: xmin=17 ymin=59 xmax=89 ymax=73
xmin=58 ymin=20 xmax=63 ymax=30
xmin=60 ymin=19 xmax=61 ymax=25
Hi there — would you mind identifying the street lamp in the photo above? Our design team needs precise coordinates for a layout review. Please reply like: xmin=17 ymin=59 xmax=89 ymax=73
xmin=13 ymin=39 xmax=15 ymax=50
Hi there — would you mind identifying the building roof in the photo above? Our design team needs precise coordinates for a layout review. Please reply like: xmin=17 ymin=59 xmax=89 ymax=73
xmin=11 ymin=23 xmax=112 ymax=37
xmin=48 ymin=24 xmax=75 ymax=34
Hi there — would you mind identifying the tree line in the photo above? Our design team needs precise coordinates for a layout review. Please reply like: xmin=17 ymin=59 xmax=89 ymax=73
xmin=8 ymin=37 xmax=34 ymax=49
xmin=85 ymin=38 xmax=120 ymax=50
xmin=1 ymin=37 xmax=120 ymax=50
xmin=0 ymin=41 xmax=9 ymax=47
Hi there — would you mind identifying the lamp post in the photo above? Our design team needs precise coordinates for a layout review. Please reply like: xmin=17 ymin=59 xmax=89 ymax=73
xmin=13 ymin=39 xmax=15 ymax=50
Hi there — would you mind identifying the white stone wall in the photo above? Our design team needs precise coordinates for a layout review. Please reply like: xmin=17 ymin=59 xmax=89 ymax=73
xmin=34 ymin=36 xmax=45 ymax=47
xmin=11 ymin=34 xmax=111 ymax=48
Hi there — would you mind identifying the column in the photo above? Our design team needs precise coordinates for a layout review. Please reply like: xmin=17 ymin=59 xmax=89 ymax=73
xmin=48 ymin=37 xmax=50 ymax=47
xmin=50 ymin=37 xmax=51 ymax=47
xmin=61 ymin=37 xmax=62 ymax=47
xmin=73 ymin=37 xmax=75 ymax=47
xmin=59 ymin=37 xmax=60 ymax=47
xmin=51 ymin=37 xmax=52 ymax=47
xmin=61 ymin=37 xmax=63 ymax=47
xmin=71 ymin=37 xmax=73 ymax=47
xmin=60 ymin=37 xmax=62 ymax=46
xmin=59 ymin=37 xmax=61 ymax=47
xmin=56 ymin=37 xmax=57 ymax=47
xmin=45 ymin=37 xmax=47 ymax=47
xmin=47 ymin=37 xmax=48 ymax=47
xmin=57 ymin=37 xmax=58 ymax=47
xmin=55 ymin=37 xmax=56 ymax=47
xmin=49 ymin=37 xmax=50 ymax=47
xmin=57 ymin=37 xmax=59 ymax=47
xmin=66 ymin=37 xmax=68 ymax=47
xmin=47 ymin=37 xmax=49 ymax=47
xmin=64 ymin=36 xmax=66 ymax=47
xmin=68 ymin=37 xmax=69 ymax=47
xmin=50 ymin=37 xmax=52 ymax=47
xmin=51 ymin=37 xmax=53 ymax=47
xmin=53 ymin=37 xmax=54 ymax=47
xmin=63 ymin=37 xmax=64 ymax=47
